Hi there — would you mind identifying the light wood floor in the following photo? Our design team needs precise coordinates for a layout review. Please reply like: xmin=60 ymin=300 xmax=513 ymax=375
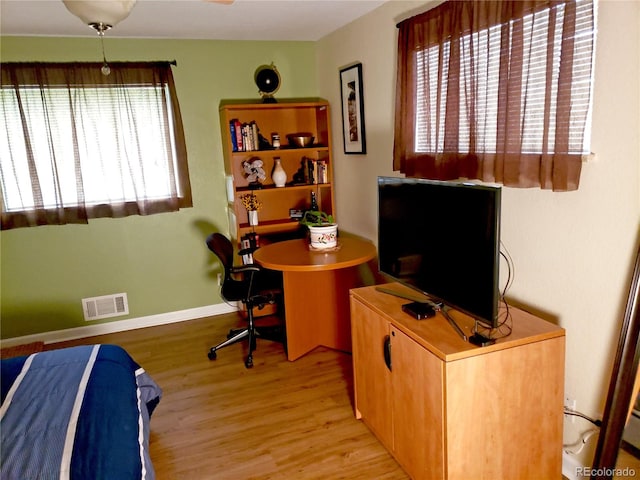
xmin=615 ymin=447 xmax=640 ymax=478
xmin=47 ymin=313 xmax=408 ymax=480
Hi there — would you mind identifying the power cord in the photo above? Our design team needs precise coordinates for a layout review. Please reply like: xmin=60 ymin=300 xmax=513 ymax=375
xmin=563 ymin=428 xmax=599 ymax=455
xmin=474 ymin=244 xmax=514 ymax=340
xmin=562 ymin=407 xmax=602 ymax=455
xmin=564 ymin=407 xmax=602 ymax=427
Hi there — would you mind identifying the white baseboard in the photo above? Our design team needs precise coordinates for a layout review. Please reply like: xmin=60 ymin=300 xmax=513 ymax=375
xmin=0 ymin=302 xmax=238 ymax=347
xmin=563 ymin=451 xmax=588 ymax=480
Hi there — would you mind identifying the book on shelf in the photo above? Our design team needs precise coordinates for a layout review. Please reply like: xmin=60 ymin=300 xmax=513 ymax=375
xmin=230 ymin=119 xmax=261 ymax=152
xmin=317 ymin=159 xmax=327 ymax=184
xmin=230 ymin=119 xmax=238 ymax=151
xmin=232 ymin=119 xmax=243 ymax=151
xmin=242 ymin=123 xmax=250 ymax=151
xmin=251 ymin=122 xmax=259 ymax=151
xmin=300 ymin=157 xmax=327 ymax=184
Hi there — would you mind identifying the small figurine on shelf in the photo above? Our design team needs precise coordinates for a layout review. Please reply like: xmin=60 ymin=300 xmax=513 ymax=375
xmin=292 ymin=158 xmax=308 ymax=185
xmin=242 ymin=157 xmax=266 ymax=188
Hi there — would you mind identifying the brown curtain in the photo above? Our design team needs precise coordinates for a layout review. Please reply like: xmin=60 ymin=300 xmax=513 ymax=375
xmin=394 ymin=0 xmax=594 ymax=191
xmin=1 ymin=62 xmax=192 ymax=229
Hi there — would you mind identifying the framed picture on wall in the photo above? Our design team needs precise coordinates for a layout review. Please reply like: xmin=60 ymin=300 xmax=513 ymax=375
xmin=339 ymin=63 xmax=366 ymax=154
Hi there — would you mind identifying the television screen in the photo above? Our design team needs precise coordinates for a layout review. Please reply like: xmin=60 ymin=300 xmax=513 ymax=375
xmin=378 ymin=177 xmax=502 ymax=329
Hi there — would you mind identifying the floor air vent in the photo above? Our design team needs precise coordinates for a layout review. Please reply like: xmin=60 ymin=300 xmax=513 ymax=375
xmin=82 ymin=293 xmax=129 ymax=321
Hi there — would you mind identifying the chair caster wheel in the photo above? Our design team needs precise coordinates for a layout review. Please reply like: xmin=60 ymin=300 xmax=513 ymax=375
xmin=245 ymin=356 xmax=253 ymax=369
xmin=208 ymin=350 xmax=217 ymax=360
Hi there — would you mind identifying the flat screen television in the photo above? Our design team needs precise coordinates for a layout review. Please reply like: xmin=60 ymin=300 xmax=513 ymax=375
xmin=377 ymin=177 xmax=502 ymax=329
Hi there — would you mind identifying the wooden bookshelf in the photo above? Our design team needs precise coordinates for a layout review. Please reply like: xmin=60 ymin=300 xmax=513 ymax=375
xmin=219 ymin=99 xmax=335 ymax=243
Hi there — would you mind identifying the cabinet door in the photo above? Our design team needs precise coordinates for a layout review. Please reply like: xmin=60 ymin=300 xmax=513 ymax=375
xmin=391 ymin=327 xmax=445 ymax=480
xmin=444 ymin=337 xmax=564 ymax=480
xmin=350 ymin=298 xmax=393 ymax=450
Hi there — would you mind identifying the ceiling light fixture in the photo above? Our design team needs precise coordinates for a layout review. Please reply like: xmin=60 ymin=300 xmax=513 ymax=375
xmin=62 ymin=0 xmax=137 ymax=75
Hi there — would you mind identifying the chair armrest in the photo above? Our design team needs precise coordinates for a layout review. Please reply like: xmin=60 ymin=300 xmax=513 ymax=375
xmin=230 ymin=264 xmax=261 ymax=275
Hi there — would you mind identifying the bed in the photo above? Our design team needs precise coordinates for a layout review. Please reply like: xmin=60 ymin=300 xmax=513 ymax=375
xmin=0 ymin=344 xmax=162 ymax=479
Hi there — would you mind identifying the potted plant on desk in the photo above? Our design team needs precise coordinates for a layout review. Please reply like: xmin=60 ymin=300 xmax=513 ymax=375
xmin=299 ymin=210 xmax=338 ymax=250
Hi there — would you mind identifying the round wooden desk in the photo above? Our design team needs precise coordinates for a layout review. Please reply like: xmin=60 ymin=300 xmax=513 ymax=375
xmin=253 ymin=237 xmax=377 ymax=361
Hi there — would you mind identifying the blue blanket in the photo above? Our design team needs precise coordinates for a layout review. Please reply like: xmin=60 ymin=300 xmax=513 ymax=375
xmin=1 ymin=344 xmax=162 ymax=480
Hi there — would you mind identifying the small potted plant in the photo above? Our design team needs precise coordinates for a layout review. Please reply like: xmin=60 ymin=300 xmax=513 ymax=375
xmin=240 ymin=193 xmax=262 ymax=226
xmin=299 ymin=210 xmax=338 ymax=249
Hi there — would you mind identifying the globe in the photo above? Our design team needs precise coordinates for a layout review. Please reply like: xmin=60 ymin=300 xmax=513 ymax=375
xmin=254 ymin=64 xmax=281 ymax=103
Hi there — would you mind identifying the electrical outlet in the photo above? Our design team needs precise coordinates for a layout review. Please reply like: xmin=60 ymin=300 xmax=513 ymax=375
xmin=565 ymin=397 xmax=577 ymax=423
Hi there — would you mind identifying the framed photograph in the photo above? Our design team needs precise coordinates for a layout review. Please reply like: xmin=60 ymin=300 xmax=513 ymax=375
xmin=339 ymin=63 xmax=366 ymax=154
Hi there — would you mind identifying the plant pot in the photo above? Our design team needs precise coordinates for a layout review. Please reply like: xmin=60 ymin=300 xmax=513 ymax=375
xmin=308 ymin=224 xmax=338 ymax=249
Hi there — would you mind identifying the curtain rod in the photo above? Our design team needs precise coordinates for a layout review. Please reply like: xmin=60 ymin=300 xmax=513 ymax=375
xmin=1 ymin=60 xmax=178 ymax=66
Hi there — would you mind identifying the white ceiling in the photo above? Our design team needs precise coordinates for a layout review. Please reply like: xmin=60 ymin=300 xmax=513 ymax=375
xmin=0 ymin=0 xmax=389 ymax=41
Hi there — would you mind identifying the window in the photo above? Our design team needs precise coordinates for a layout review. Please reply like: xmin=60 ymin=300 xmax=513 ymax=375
xmin=1 ymin=62 xmax=192 ymax=229
xmin=394 ymin=0 xmax=596 ymax=191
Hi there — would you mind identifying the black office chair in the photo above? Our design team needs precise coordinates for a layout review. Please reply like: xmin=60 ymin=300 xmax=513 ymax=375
xmin=206 ymin=233 xmax=285 ymax=368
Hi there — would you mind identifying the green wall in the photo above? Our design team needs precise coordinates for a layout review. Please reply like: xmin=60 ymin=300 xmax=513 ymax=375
xmin=0 ymin=36 xmax=317 ymax=339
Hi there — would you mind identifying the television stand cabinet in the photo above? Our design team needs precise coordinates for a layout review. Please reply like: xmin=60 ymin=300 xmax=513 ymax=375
xmin=349 ymin=283 xmax=565 ymax=480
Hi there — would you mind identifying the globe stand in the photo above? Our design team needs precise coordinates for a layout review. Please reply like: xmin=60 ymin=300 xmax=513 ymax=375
xmin=260 ymin=94 xmax=277 ymax=104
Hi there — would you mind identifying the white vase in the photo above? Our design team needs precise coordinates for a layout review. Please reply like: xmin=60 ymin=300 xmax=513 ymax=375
xmin=248 ymin=210 xmax=259 ymax=226
xmin=272 ymin=158 xmax=287 ymax=187
xmin=308 ymin=224 xmax=338 ymax=249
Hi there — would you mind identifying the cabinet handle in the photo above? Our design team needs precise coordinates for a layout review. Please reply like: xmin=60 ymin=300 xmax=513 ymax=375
xmin=383 ymin=335 xmax=392 ymax=371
